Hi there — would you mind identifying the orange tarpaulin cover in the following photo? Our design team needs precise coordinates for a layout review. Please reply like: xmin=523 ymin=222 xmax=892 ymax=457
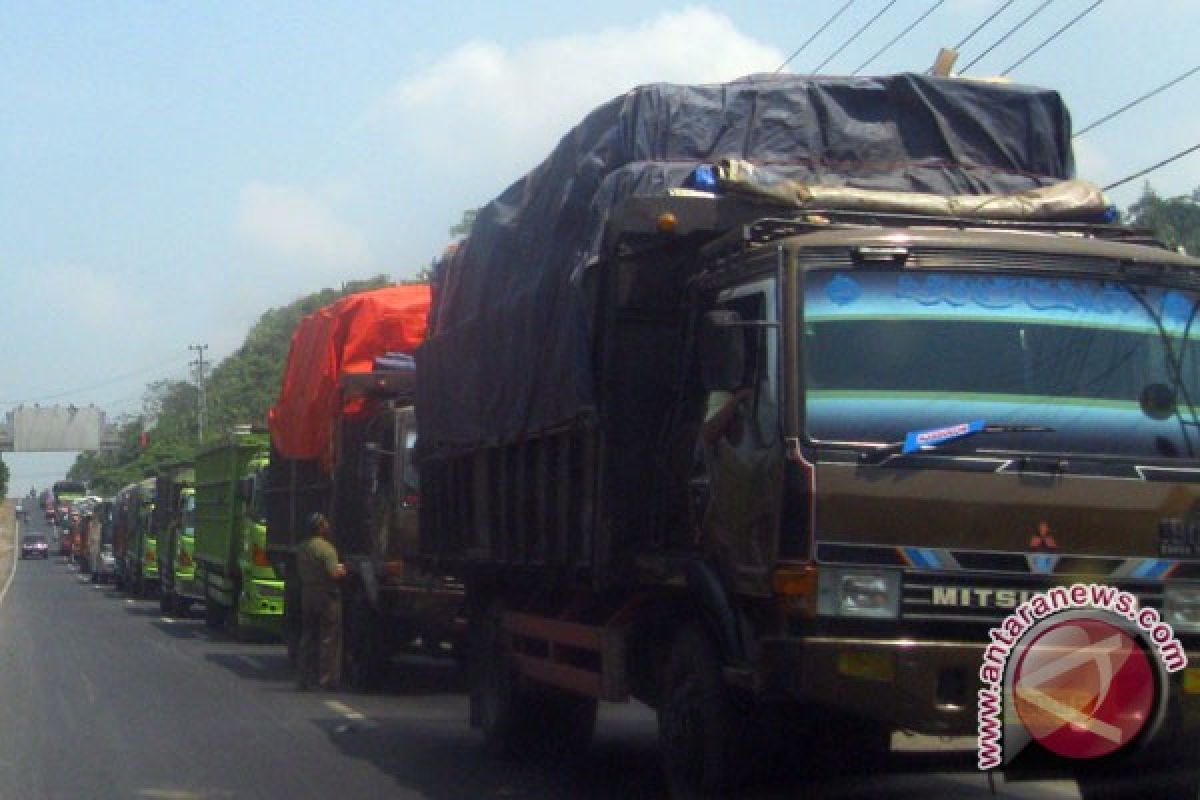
xmin=268 ymin=285 xmax=430 ymax=465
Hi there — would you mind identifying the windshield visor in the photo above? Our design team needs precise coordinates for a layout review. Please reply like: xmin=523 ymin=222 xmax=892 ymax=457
xmin=804 ymin=269 xmax=1200 ymax=459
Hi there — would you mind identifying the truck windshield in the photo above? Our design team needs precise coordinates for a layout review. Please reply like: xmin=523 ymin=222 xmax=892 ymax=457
xmin=803 ymin=268 xmax=1200 ymax=460
xmin=182 ymin=493 xmax=196 ymax=531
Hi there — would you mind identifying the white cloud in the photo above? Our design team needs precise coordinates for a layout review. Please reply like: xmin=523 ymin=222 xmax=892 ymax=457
xmin=374 ymin=8 xmax=782 ymax=180
xmin=235 ymin=182 xmax=371 ymax=272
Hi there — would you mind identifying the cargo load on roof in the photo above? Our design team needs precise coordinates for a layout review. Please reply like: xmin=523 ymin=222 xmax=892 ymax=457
xmin=269 ymin=284 xmax=430 ymax=467
xmin=419 ymin=73 xmax=1086 ymax=452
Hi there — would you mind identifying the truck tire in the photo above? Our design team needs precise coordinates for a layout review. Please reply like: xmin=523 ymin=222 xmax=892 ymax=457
xmin=471 ymin=600 xmax=597 ymax=759
xmin=204 ymin=600 xmax=226 ymax=629
xmin=343 ymin=592 xmax=387 ymax=691
xmin=159 ymin=589 xmax=172 ymax=614
xmin=659 ymin=622 xmax=752 ymax=799
xmin=473 ymin=600 xmax=538 ymax=757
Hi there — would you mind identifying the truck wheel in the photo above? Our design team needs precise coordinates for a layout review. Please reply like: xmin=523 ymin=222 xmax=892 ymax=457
xmin=470 ymin=600 xmax=597 ymax=759
xmin=284 ymin=576 xmax=301 ymax=666
xmin=159 ymin=590 xmax=172 ymax=614
xmin=534 ymin=684 xmax=597 ymax=757
xmin=473 ymin=600 xmax=536 ymax=757
xmin=204 ymin=601 xmax=225 ymax=629
xmin=343 ymin=594 xmax=387 ymax=691
xmin=659 ymin=623 xmax=752 ymax=799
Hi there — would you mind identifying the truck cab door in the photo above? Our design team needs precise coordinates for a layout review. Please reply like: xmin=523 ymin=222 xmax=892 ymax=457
xmin=700 ymin=277 xmax=785 ymax=597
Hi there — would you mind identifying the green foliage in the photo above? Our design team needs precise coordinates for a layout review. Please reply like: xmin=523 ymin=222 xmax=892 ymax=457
xmin=449 ymin=208 xmax=479 ymax=238
xmin=68 ymin=274 xmax=396 ymax=493
xmin=1126 ymin=184 xmax=1200 ymax=256
xmin=0 ymin=457 xmax=9 ymax=500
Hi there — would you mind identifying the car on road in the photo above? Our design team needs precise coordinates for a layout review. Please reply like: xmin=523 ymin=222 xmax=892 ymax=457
xmin=20 ymin=535 xmax=49 ymax=560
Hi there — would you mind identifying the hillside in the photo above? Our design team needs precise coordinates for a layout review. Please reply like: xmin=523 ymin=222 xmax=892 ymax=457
xmin=68 ymin=275 xmax=393 ymax=494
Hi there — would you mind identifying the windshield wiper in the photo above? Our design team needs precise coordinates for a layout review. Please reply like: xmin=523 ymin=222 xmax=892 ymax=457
xmin=860 ymin=420 xmax=1055 ymax=463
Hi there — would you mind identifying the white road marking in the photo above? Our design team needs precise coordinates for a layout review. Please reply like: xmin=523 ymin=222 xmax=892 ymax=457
xmin=160 ymin=617 xmax=176 ymax=624
xmin=235 ymin=655 xmax=266 ymax=672
xmin=324 ymin=700 xmax=366 ymax=721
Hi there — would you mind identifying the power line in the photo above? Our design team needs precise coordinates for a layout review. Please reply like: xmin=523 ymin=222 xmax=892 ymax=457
xmin=774 ymin=1 xmax=856 ymax=74
xmin=960 ymin=0 xmax=1055 ymax=74
xmin=1103 ymin=142 xmax=1200 ymax=192
xmin=1 ymin=353 xmax=186 ymax=406
xmin=853 ymin=1 xmax=944 ymax=75
xmin=813 ymin=0 xmax=898 ymax=75
xmin=1075 ymin=65 xmax=1200 ymax=138
xmin=1001 ymin=0 xmax=1103 ymax=75
xmin=953 ymin=0 xmax=1019 ymax=51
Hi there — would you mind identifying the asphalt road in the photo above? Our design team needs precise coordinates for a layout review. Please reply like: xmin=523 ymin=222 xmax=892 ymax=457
xmin=0 ymin=511 xmax=1081 ymax=800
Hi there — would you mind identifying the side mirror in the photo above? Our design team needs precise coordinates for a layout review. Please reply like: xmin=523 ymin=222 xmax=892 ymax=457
xmin=237 ymin=476 xmax=255 ymax=503
xmin=699 ymin=310 xmax=746 ymax=392
xmin=1140 ymin=383 xmax=1177 ymax=421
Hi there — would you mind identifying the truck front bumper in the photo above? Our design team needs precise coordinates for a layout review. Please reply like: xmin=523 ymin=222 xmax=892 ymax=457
xmin=175 ymin=575 xmax=203 ymax=601
xmin=758 ymin=635 xmax=1200 ymax=740
xmin=240 ymin=579 xmax=285 ymax=620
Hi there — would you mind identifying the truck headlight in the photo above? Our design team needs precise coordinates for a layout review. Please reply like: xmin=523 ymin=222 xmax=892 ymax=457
xmin=1163 ymin=583 xmax=1200 ymax=634
xmin=818 ymin=568 xmax=901 ymax=619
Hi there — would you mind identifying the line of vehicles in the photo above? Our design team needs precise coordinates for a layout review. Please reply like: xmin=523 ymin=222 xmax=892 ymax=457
xmin=15 ymin=71 xmax=1200 ymax=798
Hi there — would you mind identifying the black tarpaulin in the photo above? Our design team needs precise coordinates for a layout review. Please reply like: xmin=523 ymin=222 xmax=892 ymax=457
xmin=418 ymin=73 xmax=1077 ymax=451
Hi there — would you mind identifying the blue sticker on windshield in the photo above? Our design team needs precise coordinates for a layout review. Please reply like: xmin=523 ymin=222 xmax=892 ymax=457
xmin=826 ymin=274 xmax=862 ymax=306
xmin=902 ymin=420 xmax=986 ymax=454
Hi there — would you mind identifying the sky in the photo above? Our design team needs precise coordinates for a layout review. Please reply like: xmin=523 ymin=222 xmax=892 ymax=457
xmin=2 ymin=0 xmax=1199 ymax=494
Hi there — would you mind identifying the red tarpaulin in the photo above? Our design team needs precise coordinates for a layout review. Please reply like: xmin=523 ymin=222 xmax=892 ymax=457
xmin=269 ymin=284 xmax=430 ymax=465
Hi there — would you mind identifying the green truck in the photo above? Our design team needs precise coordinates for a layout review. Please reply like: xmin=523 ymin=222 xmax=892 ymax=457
xmin=156 ymin=464 xmax=197 ymax=616
xmin=194 ymin=430 xmax=284 ymax=636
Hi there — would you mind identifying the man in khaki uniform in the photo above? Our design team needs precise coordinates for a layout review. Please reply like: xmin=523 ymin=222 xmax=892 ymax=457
xmin=296 ymin=512 xmax=346 ymax=690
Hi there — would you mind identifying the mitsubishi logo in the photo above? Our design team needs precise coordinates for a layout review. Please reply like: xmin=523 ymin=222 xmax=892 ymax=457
xmin=1028 ymin=521 xmax=1060 ymax=575
xmin=1030 ymin=521 xmax=1059 ymax=551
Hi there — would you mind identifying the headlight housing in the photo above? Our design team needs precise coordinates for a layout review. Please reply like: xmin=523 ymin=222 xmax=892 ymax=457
xmin=1163 ymin=583 xmax=1200 ymax=634
xmin=817 ymin=568 xmax=901 ymax=619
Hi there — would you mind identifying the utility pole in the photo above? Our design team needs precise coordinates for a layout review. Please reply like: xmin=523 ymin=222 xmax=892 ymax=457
xmin=189 ymin=343 xmax=209 ymax=442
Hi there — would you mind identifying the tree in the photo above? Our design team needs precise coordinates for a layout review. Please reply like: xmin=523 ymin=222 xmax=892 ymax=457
xmin=0 ymin=457 xmax=9 ymax=500
xmin=449 ymin=208 xmax=480 ymax=238
xmin=1126 ymin=184 xmax=1200 ymax=256
xmin=67 ymin=273 xmax=400 ymax=492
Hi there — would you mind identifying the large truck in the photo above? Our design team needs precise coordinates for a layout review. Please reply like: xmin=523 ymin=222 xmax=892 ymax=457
xmin=264 ymin=286 xmax=463 ymax=689
xmin=114 ymin=478 xmax=156 ymax=596
xmin=155 ymin=463 xmax=197 ymax=616
xmin=194 ymin=431 xmax=283 ymax=636
xmin=87 ymin=499 xmax=117 ymax=584
xmin=417 ymin=73 xmax=1200 ymax=798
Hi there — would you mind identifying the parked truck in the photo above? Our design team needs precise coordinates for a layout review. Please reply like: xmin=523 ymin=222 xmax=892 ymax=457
xmin=264 ymin=285 xmax=463 ymax=689
xmin=417 ymin=73 xmax=1200 ymax=798
xmin=155 ymin=463 xmax=197 ymax=616
xmin=114 ymin=478 xmax=156 ymax=596
xmin=194 ymin=431 xmax=283 ymax=636
xmin=87 ymin=499 xmax=117 ymax=584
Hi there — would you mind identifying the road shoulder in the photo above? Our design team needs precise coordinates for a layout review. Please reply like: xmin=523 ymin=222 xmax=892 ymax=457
xmin=0 ymin=503 xmax=15 ymax=606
